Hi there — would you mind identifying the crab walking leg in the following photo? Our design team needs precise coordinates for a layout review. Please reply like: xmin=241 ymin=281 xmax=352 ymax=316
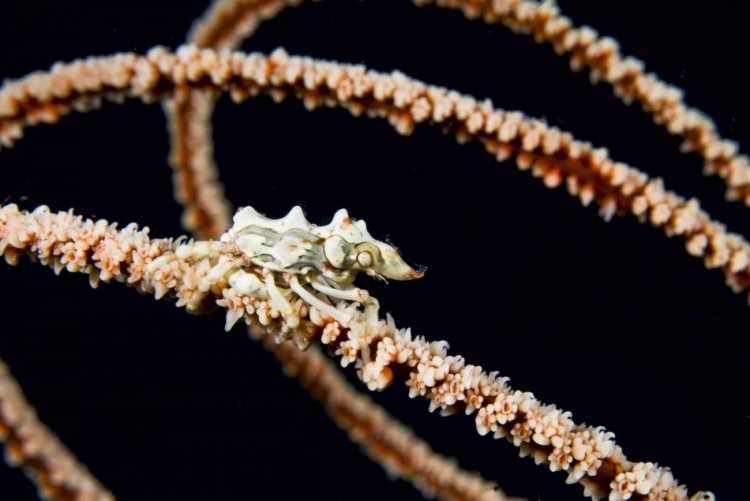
xmin=288 ymin=275 xmax=354 ymax=327
xmin=309 ymin=280 xmax=369 ymax=303
xmin=309 ymin=280 xmax=382 ymax=333
xmin=263 ymin=270 xmax=300 ymax=328
xmin=363 ymin=296 xmax=381 ymax=331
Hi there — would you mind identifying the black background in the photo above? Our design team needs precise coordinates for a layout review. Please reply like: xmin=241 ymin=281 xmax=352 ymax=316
xmin=0 ymin=1 xmax=748 ymax=500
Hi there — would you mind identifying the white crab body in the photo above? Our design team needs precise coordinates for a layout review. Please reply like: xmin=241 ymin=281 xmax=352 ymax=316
xmin=216 ymin=205 xmax=423 ymax=333
xmin=221 ymin=205 xmax=421 ymax=284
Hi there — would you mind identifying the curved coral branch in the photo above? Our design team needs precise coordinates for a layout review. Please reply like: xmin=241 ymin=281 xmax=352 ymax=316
xmin=1 ymin=1 xmax=750 ymax=498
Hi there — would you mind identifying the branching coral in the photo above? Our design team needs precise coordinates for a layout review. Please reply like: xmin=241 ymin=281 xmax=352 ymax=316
xmin=0 ymin=1 xmax=748 ymax=501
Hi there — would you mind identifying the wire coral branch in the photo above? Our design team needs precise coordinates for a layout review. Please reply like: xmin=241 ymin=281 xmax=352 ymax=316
xmin=2 ymin=46 xmax=750 ymax=301
xmin=180 ymin=0 xmax=750 ymax=217
xmin=163 ymin=4 xmax=522 ymax=500
xmin=0 ymin=34 xmax=736 ymax=495
xmin=0 ymin=2 xmax=748 ymax=500
xmin=0 ymin=358 xmax=114 ymax=501
xmin=0 ymin=178 xmax=716 ymax=501
xmin=257 ymin=338 xmax=517 ymax=501
xmin=412 ymin=0 xmax=750 ymax=205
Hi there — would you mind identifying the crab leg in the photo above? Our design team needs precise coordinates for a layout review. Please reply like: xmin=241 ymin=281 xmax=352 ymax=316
xmin=288 ymin=276 xmax=353 ymax=327
xmin=310 ymin=280 xmax=369 ymax=303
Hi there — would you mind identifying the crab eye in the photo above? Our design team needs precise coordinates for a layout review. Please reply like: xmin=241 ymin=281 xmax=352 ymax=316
xmin=357 ymin=251 xmax=373 ymax=267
